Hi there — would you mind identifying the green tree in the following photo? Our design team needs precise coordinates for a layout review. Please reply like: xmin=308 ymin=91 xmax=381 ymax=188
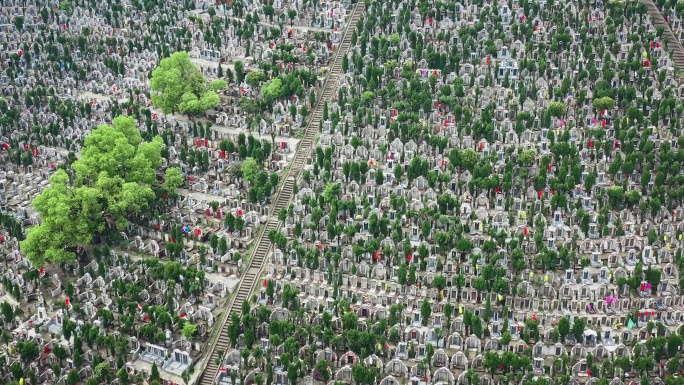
xmin=234 ymin=61 xmax=245 ymax=83
xmin=21 ymin=116 xmax=164 ymax=266
xmin=287 ymin=9 xmax=298 ymax=26
xmin=239 ymin=97 xmax=260 ymax=115
xmin=16 ymin=341 xmax=39 ymax=362
xmin=164 ymin=167 xmax=183 ymax=191
xmin=13 ymin=16 xmax=23 ymax=32
xmin=519 ymin=149 xmax=536 ymax=165
xmin=432 ymin=275 xmax=447 ymax=291
xmin=483 ymin=351 xmax=500 ymax=374
xmin=398 ymin=264 xmax=407 ymax=285
xmin=460 ymin=148 xmax=478 ymax=171
xmin=558 ymin=316 xmax=570 ymax=339
xmin=572 ymin=317 xmax=586 ymax=342
xmin=352 ymin=365 xmax=376 ymax=385
xmin=500 ymin=331 xmax=512 ymax=346
xmin=255 ymin=373 xmax=265 ymax=385
xmin=262 ymin=78 xmax=283 ymax=104
xmin=1 ymin=301 xmax=14 ymax=323
xmin=67 ymin=369 xmax=80 ymax=385
xmin=483 ymin=295 xmax=491 ymax=323
xmin=472 ymin=315 xmax=483 ymax=337
xmin=246 ymin=71 xmax=267 ymax=87
xmin=94 ymin=362 xmax=111 ymax=382
xmin=316 ymin=359 xmax=330 ymax=382
xmin=547 ymin=101 xmax=567 ymax=118
xmin=241 ymin=157 xmax=260 ymax=185
xmin=266 ymin=279 xmax=276 ymax=300
xmin=211 ymin=79 xmax=227 ymax=91
xmin=218 ymin=237 xmax=228 ymax=255
xmin=263 ymin=4 xmax=275 ymax=21
xmin=309 ymin=88 xmax=316 ymax=107
xmin=72 ymin=115 xmax=162 ymax=186
xmin=420 ymin=299 xmax=432 ymax=326
xmin=150 ymin=51 xmax=220 ymax=117
xmin=181 ymin=322 xmax=197 ymax=339
xmin=443 ymin=303 xmax=453 ymax=326
xmin=668 ymin=353 xmax=681 ymax=374
xmin=287 ymin=363 xmax=298 ymax=385
xmin=342 ymin=311 xmax=359 ymax=331
xmin=592 ymin=96 xmax=615 ymax=112
xmin=10 ymin=361 xmax=23 ymax=381
xmin=322 ymin=183 xmax=341 ymax=202
xmin=668 ymin=334 xmax=683 ymax=358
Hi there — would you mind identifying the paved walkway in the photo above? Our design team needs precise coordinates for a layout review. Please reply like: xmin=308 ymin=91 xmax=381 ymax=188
xmin=79 ymin=91 xmax=129 ymax=105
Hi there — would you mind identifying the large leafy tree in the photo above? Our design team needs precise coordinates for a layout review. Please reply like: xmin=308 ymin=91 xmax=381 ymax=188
xmin=150 ymin=51 xmax=223 ymax=117
xmin=21 ymin=116 xmax=180 ymax=266
xmin=241 ymin=157 xmax=260 ymax=185
xmin=72 ymin=116 xmax=162 ymax=186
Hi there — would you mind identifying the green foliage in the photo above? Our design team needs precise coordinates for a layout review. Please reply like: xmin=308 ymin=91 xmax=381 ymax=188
xmin=547 ymin=101 xmax=567 ymax=118
xmin=241 ymin=157 xmax=260 ymax=185
xmin=459 ymin=148 xmax=478 ymax=171
xmin=519 ymin=149 xmax=536 ymax=165
xmin=262 ymin=78 xmax=283 ymax=104
xmin=21 ymin=116 xmax=168 ymax=266
xmin=420 ymin=299 xmax=431 ymax=326
xmin=432 ymin=275 xmax=446 ymax=290
xmin=315 ymin=359 xmax=330 ymax=382
xmin=483 ymin=295 xmax=491 ymax=323
xmin=181 ymin=322 xmax=197 ymax=339
xmin=257 ymin=71 xmax=313 ymax=104
xmin=352 ymin=365 xmax=376 ymax=385
xmin=72 ymin=115 xmax=162 ymax=185
xmin=246 ymin=71 xmax=267 ymax=87
xmin=501 ymin=331 xmax=512 ymax=345
xmin=322 ymin=183 xmax=341 ymax=202
xmin=342 ymin=311 xmax=359 ymax=331
xmin=16 ymin=341 xmax=39 ymax=362
xmin=150 ymin=51 xmax=220 ymax=116
xmin=233 ymin=61 xmax=245 ymax=83
xmin=397 ymin=264 xmax=407 ymax=285
xmin=67 ymin=369 xmax=80 ymax=385
xmin=94 ymin=362 xmax=111 ymax=382
xmin=178 ymin=91 xmax=220 ymax=117
xmin=239 ymin=97 xmax=260 ymax=114
xmin=592 ymin=96 xmax=615 ymax=111
xmin=0 ymin=212 xmax=23 ymax=240
xmin=1 ymin=301 xmax=14 ymax=323
xmin=607 ymin=186 xmax=624 ymax=209
xmin=472 ymin=315 xmax=483 ymax=337
xmin=164 ymin=167 xmax=183 ymax=191
xmin=210 ymin=79 xmax=227 ymax=91
xmin=572 ymin=317 xmax=586 ymax=342
xmin=10 ymin=361 xmax=23 ymax=381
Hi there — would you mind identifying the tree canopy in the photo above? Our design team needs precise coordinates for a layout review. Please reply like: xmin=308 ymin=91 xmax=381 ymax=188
xmin=150 ymin=51 xmax=223 ymax=117
xmin=592 ymin=96 xmax=615 ymax=112
xmin=21 ymin=116 xmax=173 ymax=266
xmin=241 ymin=157 xmax=261 ymax=185
xmin=262 ymin=78 xmax=283 ymax=104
